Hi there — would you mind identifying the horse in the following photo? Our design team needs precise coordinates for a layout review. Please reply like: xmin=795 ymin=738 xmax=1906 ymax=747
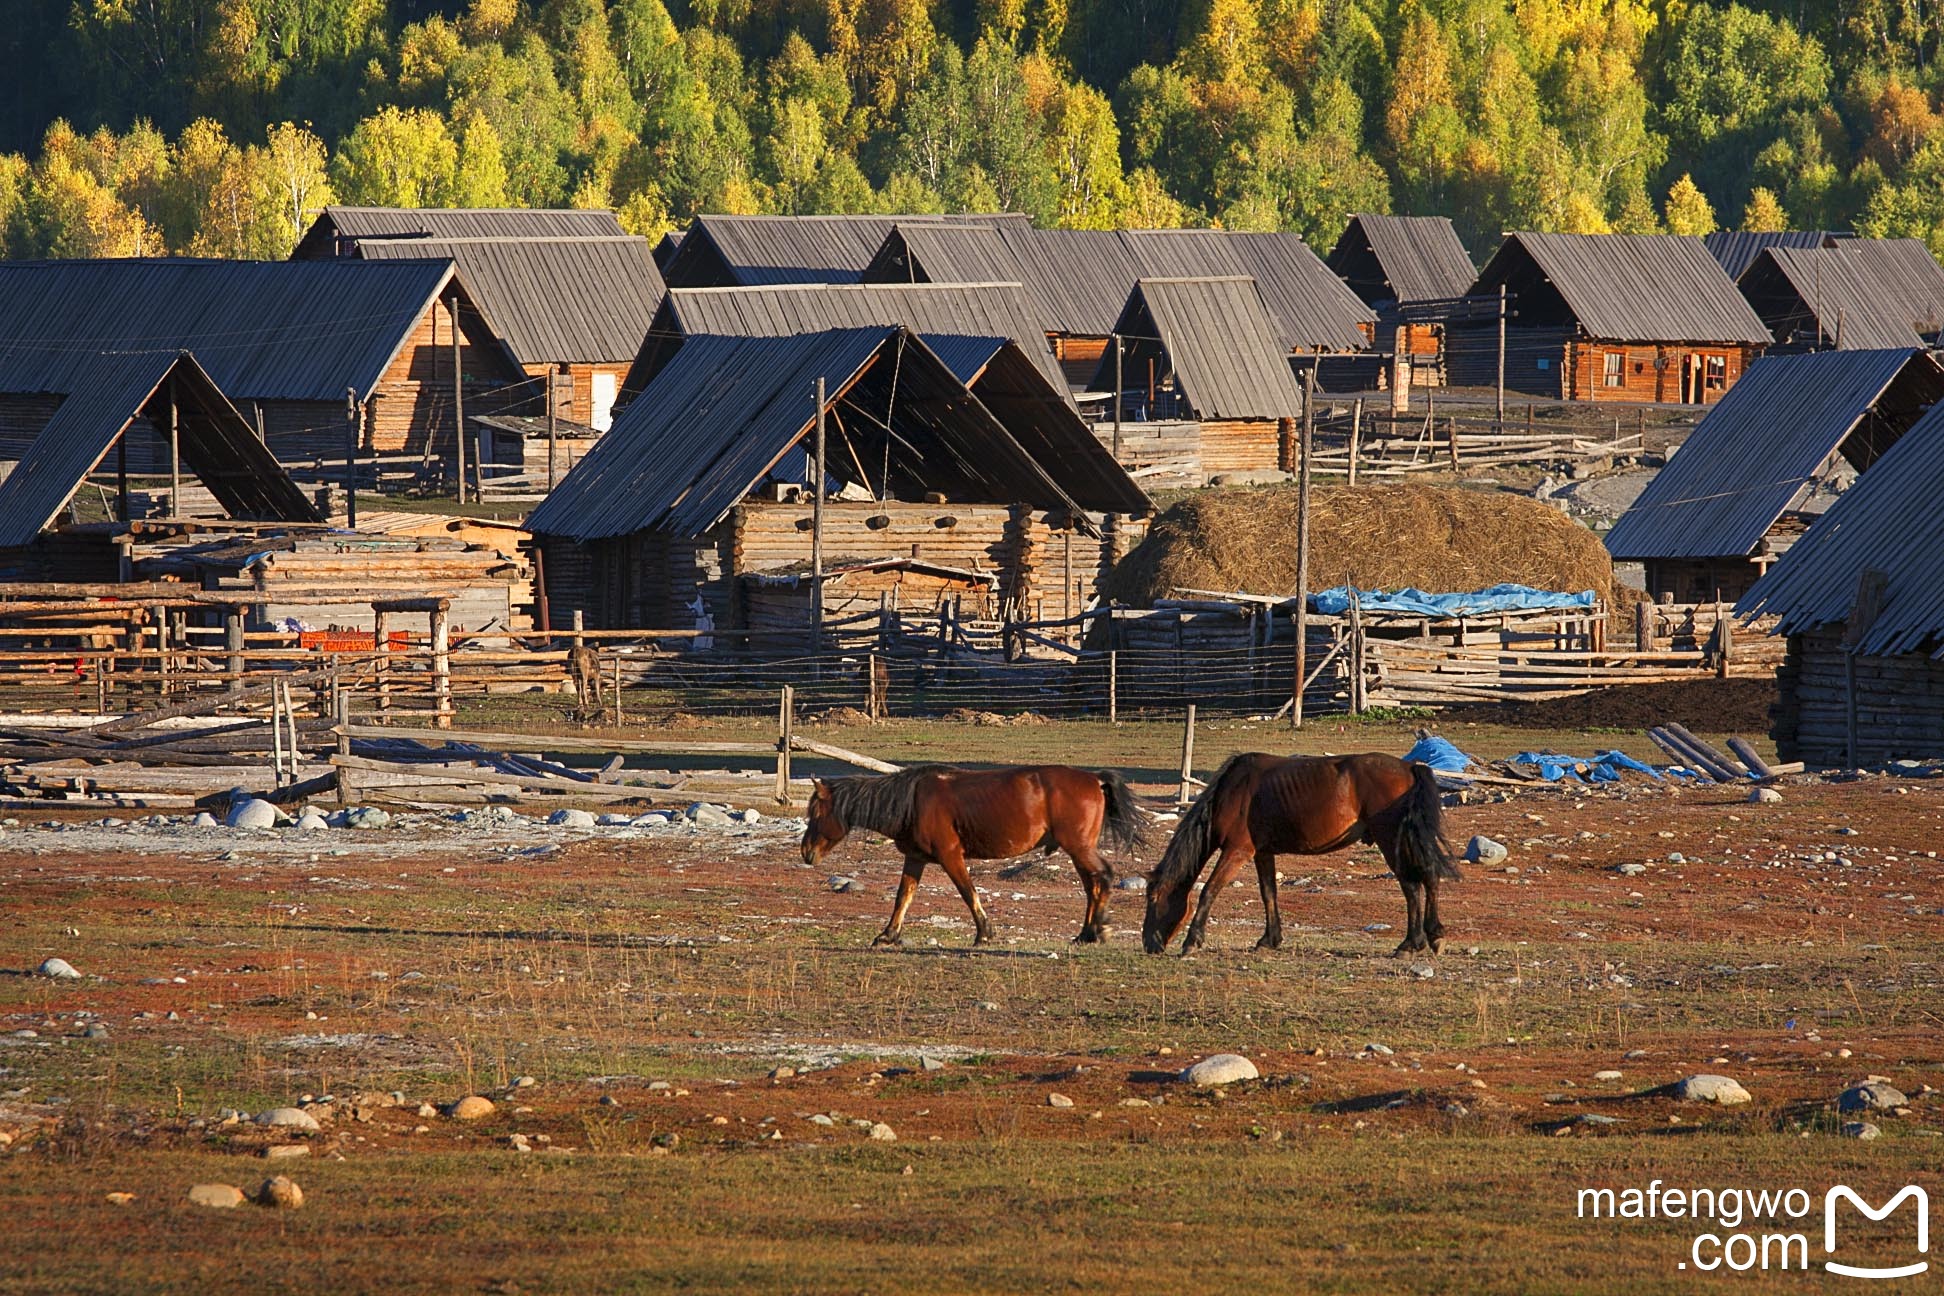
xmin=1142 ymin=753 xmax=1458 ymax=957
xmin=800 ymin=764 xmax=1149 ymax=946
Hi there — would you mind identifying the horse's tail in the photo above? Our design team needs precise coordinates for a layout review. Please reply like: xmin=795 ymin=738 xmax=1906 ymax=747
xmin=1395 ymin=761 xmax=1460 ymax=883
xmin=1151 ymin=753 xmax=1254 ymax=889
xmin=1095 ymin=769 xmax=1149 ymax=855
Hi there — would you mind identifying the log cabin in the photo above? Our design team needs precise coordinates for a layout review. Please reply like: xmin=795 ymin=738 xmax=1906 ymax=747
xmin=1605 ymin=348 xmax=1944 ymax=603
xmin=1447 ymin=233 xmax=1773 ymax=403
xmin=1736 ymin=238 xmax=1944 ymax=352
xmin=1325 ymin=214 xmax=1477 ymax=386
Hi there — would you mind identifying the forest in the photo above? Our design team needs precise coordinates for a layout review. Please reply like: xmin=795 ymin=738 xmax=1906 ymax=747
xmin=1 ymin=1 xmax=1940 ymax=262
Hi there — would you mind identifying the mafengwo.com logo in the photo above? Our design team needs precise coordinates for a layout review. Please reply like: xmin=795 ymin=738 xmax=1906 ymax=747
xmin=1576 ymin=1181 xmax=1929 ymax=1277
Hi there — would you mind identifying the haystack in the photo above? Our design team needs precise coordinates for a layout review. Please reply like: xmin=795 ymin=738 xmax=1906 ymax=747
xmin=1103 ymin=483 xmax=1614 ymax=607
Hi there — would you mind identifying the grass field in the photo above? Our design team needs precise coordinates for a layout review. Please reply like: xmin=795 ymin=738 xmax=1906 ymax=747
xmin=1 ymin=699 xmax=1939 ymax=1292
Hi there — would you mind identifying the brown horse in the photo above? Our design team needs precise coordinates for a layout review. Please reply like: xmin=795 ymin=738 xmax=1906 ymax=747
xmin=800 ymin=764 xmax=1149 ymax=945
xmin=1142 ymin=753 xmax=1458 ymax=957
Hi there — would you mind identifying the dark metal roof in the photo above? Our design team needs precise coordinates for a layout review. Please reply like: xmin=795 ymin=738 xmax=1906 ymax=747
xmin=1604 ymin=348 xmax=1940 ymax=560
xmin=660 ymin=213 xmax=1031 ymax=289
xmin=1472 ymin=233 xmax=1774 ymax=344
xmin=1737 ymin=246 xmax=1927 ymax=350
xmin=638 ymin=280 xmax=1068 ymax=393
xmin=0 ymin=258 xmax=461 ymax=402
xmin=653 ymin=230 xmax=683 ymax=270
xmin=1703 ymin=230 xmax=1844 ymax=280
xmin=293 ymin=206 xmax=625 ymax=260
xmin=529 ymin=328 xmax=1139 ymax=542
xmin=1119 ymin=231 xmax=1375 ymax=352
xmin=1327 ymin=214 xmax=1477 ymax=305
xmin=1091 ymin=277 xmax=1306 ymax=421
xmin=356 ymin=236 xmax=662 ymax=366
xmin=1845 ymin=238 xmax=1944 ymax=337
xmin=0 ymin=350 xmax=321 ymax=546
xmin=1740 ymin=396 xmax=1944 ymax=655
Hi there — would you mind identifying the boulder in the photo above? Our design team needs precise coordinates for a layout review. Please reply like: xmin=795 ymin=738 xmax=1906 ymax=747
xmin=294 ymin=813 xmax=329 ymax=832
xmin=547 ymin=809 xmax=597 ymax=829
xmin=686 ymin=802 xmax=733 ymax=827
xmin=254 ymin=1107 xmax=320 ymax=1132
xmin=188 ymin=1183 xmax=245 ymax=1209
xmin=1748 ymin=787 xmax=1782 ymax=804
xmin=1181 ymin=1054 xmax=1259 ymax=1087
xmin=35 ymin=957 xmax=81 ymax=980
xmin=1838 ymin=1082 xmax=1908 ymax=1113
xmin=1675 ymin=1074 xmax=1751 ymax=1105
xmin=449 ymin=1095 xmax=496 ymax=1121
xmin=343 ymin=806 xmax=390 ymax=830
xmin=225 ymin=798 xmax=280 ymax=830
xmin=1465 ymin=836 xmax=1509 ymax=865
xmin=255 ymin=1176 xmax=304 ymax=1209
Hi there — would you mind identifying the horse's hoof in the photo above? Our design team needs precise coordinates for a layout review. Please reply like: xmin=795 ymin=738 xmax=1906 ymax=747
xmin=1254 ymin=936 xmax=1281 ymax=951
xmin=1391 ymin=939 xmax=1424 ymax=958
xmin=871 ymin=932 xmax=904 ymax=948
xmin=1428 ymin=936 xmax=1445 ymax=956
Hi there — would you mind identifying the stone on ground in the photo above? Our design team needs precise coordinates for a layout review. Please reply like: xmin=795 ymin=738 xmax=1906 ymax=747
xmin=294 ymin=813 xmax=329 ymax=832
xmin=1842 ymin=1121 xmax=1882 ymax=1140
xmin=1181 ymin=1054 xmax=1259 ymax=1087
xmin=867 ymin=1122 xmax=896 ymax=1141
xmin=1838 ymin=1082 xmax=1908 ymax=1113
xmin=188 ymin=1184 xmax=245 ymax=1209
xmin=1465 ymin=836 xmax=1509 ymax=865
xmin=1748 ymin=787 xmax=1782 ymax=804
xmin=35 ymin=957 xmax=81 ymax=980
xmin=547 ymin=808 xmax=597 ymax=829
xmin=1675 ymin=1074 xmax=1751 ymax=1105
xmin=225 ymin=798 xmax=279 ymax=830
xmin=255 ymin=1176 xmax=304 ymax=1209
xmin=254 ymin=1107 xmax=320 ymax=1131
xmin=449 ymin=1095 xmax=496 ymax=1121
xmin=1047 ymin=1093 xmax=1074 ymax=1108
xmin=686 ymin=802 xmax=733 ymax=827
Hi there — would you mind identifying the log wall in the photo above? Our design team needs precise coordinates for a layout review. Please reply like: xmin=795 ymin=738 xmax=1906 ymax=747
xmin=1775 ymin=627 xmax=1944 ymax=766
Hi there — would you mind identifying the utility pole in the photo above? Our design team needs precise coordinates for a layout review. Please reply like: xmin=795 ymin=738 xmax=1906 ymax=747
xmin=451 ymin=295 xmax=467 ymax=504
xmin=343 ymin=388 xmax=360 ymax=527
xmin=167 ymin=376 xmax=180 ymax=519
xmin=1292 ymin=368 xmax=1314 ymax=728
xmin=1111 ymin=333 xmax=1123 ymax=460
xmin=810 ymin=376 xmax=826 ymax=641
xmin=1495 ymin=284 xmax=1507 ymax=430
xmin=546 ymin=367 xmax=559 ymax=491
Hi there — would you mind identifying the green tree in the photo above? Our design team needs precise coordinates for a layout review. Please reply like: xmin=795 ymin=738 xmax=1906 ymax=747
xmin=332 ymin=106 xmax=458 ymax=207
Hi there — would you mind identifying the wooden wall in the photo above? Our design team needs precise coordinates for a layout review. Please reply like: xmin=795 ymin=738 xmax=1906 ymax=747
xmin=523 ymin=361 xmax=631 ymax=429
xmin=364 ymin=298 xmax=528 ymax=460
xmin=1199 ymin=419 xmax=1285 ymax=475
xmin=1775 ymin=626 xmax=1944 ymax=765
xmin=1642 ymin=556 xmax=1770 ymax=605
xmin=1565 ymin=341 xmax=1754 ymax=404
xmin=1053 ymin=335 xmax=1108 ymax=389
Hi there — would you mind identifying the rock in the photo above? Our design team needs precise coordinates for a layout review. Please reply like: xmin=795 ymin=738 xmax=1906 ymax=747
xmin=263 ymin=1144 xmax=310 ymax=1161
xmin=1838 ymin=1082 xmax=1908 ymax=1113
xmin=867 ymin=1122 xmax=897 ymax=1141
xmin=769 ymin=1066 xmax=796 ymax=1080
xmin=828 ymin=875 xmax=862 ymax=893
xmin=1181 ymin=1054 xmax=1259 ymax=1087
xmin=736 ymin=808 xmax=762 ymax=824
xmin=509 ymin=1075 xmax=536 ymax=1090
xmin=343 ymin=806 xmax=390 ymax=830
xmin=254 ymin=1176 xmax=303 ymax=1209
xmin=225 ymin=798 xmax=279 ymax=830
xmin=449 ymin=1095 xmax=496 ymax=1121
xmin=597 ymin=813 xmax=634 ymax=827
xmin=35 ymin=957 xmax=81 ymax=980
xmin=82 ymin=1022 xmax=109 ymax=1039
xmin=1613 ymin=862 xmax=1648 ymax=877
xmin=1114 ymin=876 xmax=1148 ymax=891
xmin=1666 ymin=852 xmax=1686 ymax=864
xmin=1465 ymin=836 xmax=1509 ymax=865
xmin=1409 ymin=962 xmax=1436 ymax=980
xmin=1594 ymin=1070 xmax=1624 ymax=1082
xmin=1363 ymin=1043 xmax=1395 ymax=1057
xmin=547 ymin=808 xmax=597 ymax=829
xmin=1119 ymin=1097 xmax=1152 ymax=1108
xmin=920 ymin=1056 xmax=946 ymax=1072
xmin=1842 ymin=1121 xmax=1882 ymax=1141
xmin=1047 ymin=1093 xmax=1075 ymax=1108
xmin=1675 ymin=1074 xmax=1751 ymax=1105
xmin=630 ymin=813 xmax=671 ymax=827
xmin=254 ymin=1107 xmax=320 ymax=1132
xmin=188 ymin=1184 xmax=245 ymax=1209
xmin=1749 ymin=787 xmax=1782 ymax=804
xmin=686 ymin=802 xmax=733 ymax=827
xmin=192 ymin=812 xmax=219 ymax=828
xmin=809 ymin=1114 xmax=835 ymax=1126
xmin=294 ymin=813 xmax=329 ymax=832
xmin=1575 ymin=1113 xmax=1621 ymax=1127
xmin=105 ymin=1192 xmax=135 ymax=1206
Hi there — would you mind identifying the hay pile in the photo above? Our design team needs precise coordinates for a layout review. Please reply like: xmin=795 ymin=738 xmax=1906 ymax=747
xmin=1104 ymin=484 xmax=1614 ymax=607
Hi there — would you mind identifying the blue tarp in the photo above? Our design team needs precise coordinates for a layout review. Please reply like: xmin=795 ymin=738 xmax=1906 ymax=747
xmin=1511 ymin=750 xmax=1673 ymax=783
xmin=1403 ymin=735 xmax=1474 ymax=772
xmin=1311 ymin=583 xmax=1598 ymax=618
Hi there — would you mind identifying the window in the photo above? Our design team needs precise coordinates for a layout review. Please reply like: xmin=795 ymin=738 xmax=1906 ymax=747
xmin=1603 ymin=351 xmax=1624 ymax=387
xmin=1703 ymin=355 xmax=1728 ymax=391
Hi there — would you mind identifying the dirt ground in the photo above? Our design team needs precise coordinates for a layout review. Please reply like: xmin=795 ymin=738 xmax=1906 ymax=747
xmin=1 ymin=719 xmax=1940 ymax=1292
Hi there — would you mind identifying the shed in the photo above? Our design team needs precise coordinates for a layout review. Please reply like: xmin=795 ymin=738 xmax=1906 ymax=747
xmin=356 ymin=235 xmax=663 ymax=430
xmin=1703 ymin=230 xmax=1846 ymax=281
xmin=1325 ymin=214 xmax=1477 ymax=383
xmin=527 ymin=327 xmax=1146 ymax=634
xmin=1447 ymin=233 xmax=1773 ymax=402
xmin=1739 ymin=398 xmax=1944 ymax=763
xmin=740 ymin=557 xmax=1001 ymax=647
xmin=292 ymin=206 xmax=626 ymax=261
xmin=1604 ymin=348 xmax=1944 ymax=601
xmin=658 ymin=213 xmax=1030 ymax=289
xmin=1737 ymin=245 xmax=1930 ymax=352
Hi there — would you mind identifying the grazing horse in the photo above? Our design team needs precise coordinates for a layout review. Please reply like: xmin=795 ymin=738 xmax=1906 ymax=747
xmin=1143 ymin=753 xmax=1457 ymax=957
xmin=800 ymin=764 xmax=1149 ymax=945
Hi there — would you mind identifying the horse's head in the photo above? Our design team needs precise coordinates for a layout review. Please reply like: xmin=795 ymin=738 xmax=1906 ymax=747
xmin=799 ymin=779 xmax=847 ymax=867
xmin=1141 ymin=866 xmax=1191 ymax=954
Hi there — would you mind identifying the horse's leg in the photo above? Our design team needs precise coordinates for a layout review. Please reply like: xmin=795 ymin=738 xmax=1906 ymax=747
xmin=874 ymin=852 xmax=927 ymax=947
xmin=1181 ymin=846 xmax=1250 ymax=954
xmin=1065 ymin=839 xmax=1113 ymax=943
xmin=1422 ymin=874 xmax=1446 ymax=955
xmin=1252 ymin=848 xmax=1282 ymax=950
xmin=1378 ymin=833 xmax=1427 ymax=956
xmin=933 ymin=844 xmax=994 ymax=945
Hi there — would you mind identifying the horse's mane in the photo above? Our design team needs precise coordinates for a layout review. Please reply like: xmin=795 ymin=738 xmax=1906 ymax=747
xmin=826 ymin=764 xmax=960 ymax=838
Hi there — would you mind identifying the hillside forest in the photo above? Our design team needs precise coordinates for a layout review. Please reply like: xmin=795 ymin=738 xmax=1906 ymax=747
xmin=2 ymin=1 xmax=1941 ymax=263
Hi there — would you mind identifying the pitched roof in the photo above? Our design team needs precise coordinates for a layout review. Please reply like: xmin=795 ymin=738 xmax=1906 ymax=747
xmin=1844 ymin=237 xmax=1944 ymax=337
xmin=1737 ymin=246 xmax=1928 ymax=350
xmin=1091 ymin=277 xmax=1306 ymax=421
xmin=637 ymin=280 xmax=1067 ymax=393
xmin=0 ymin=258 xmax=464 ymax=402
xmin=1327 ymin=214 xmax=1477 ymax=305
xmin=528 ymin=328 xmax=1134 ymax=542
xmin=1740 ymin=397 xmax=1944 ymax=655
xmin=1604 ymin=349 xmax=1941 ymax=561
xmin=356 ymin=235 xmax=662 ymax=366
xmin=293 ymin=206 xmax=625 ymax=259
xmin=1118 ymin=230 xmax=1375 ymax=352
xmin=0 ymin=351 xmax=321 ymax=547
xmin=1703 ymin=230 xmax=1843 ymax=280
xmin=660 ymin=213 xmax=1031 ymax=289
xmin=1472 ymin=233 xmax=1774 ymax=344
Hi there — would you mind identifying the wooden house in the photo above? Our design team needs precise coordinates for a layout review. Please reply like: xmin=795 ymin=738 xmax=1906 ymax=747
xmin=1448 ymin=233 xmax=1773 ymax=403
xmin=292 ymin=205 xmax=628 ymax=259
xmin=0 ymin=259 xmax=527 ymax=481
xmin=526 ymin=327 xmax=1148 ymax=637
xmin=1325 ymin=214 xmax=1477 ymax=385
xmin=1737 ymin=238 xmax=1944 ymax=353
xmin=657 ymin=212 xmax=1026 ymax=289
xmin=1740 ymin=398 xmax=1944 ymax=764
xmin=1702 ymin=230 xmax=1847 ymax=280
xmin=1605 ymin=348 xmax=1944 ymax=602
xmin=1087 ymin=277 xmax=1306 ymax=480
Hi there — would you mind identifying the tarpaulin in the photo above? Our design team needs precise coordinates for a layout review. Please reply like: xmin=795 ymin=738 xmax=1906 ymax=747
xmin=1403 ymin=735 xmax=1474 ymax=772
xmin=1311 ymin=583 xmax=1598 ymax=618
xmin=1511 ymin=749 xmax=1674 ymax=783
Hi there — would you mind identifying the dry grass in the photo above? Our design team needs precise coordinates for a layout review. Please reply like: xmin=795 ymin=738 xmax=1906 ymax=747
xmin=1105 ymin=483 xmax=1615 ymax=607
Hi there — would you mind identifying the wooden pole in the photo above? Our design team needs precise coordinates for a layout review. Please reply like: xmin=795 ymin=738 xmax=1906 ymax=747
xmin=611 ymin=653 xmax=624 ymax=727
xmin=271 ymin=678 xmax=286 ymax=785
xmin=1348 ymin=397 xmax=1362 ymax=487
xmin=374 ymin=608 xmax=391 ymax=715
xmin=1349 ymin=588 xmax=1365 ymax=714
xmin=1063 ymin=528 xmax=1073 ymax=633
xmin=572 ymin=608 xmax=585 ymax=652
xmin=775 ymin=684 xmax=794 ymax=803
xmin=1293 ymin=370 xmax=1314 ymax=728
xmin=167 ymin=380 xmax=180 ymax=519
xmin=546 ymin=367 xmax=559 ymax=491
xmin=430 ymin=605 xmax=452 ymax=730
xmin=1108 ymin=649 xmax=1118 ymax=725
xmin=1111 ymin=334 xmax=1123 ymax=460
xmin=344 ymin=387 xmax=359 ymax=528
xmin=451 ymin=296 xmax=467 ymax=504
xmin=1495 ymin=283 xmax=1507 ymax=430
xmin=334 ymin=685 xmax=352 ymax=805
xmin=224 ymin=610 xmax=244 ymax=694
xmin=116 ymin=433 xmax=128 ymax=522
xmin=1177 ymin=704 xmax=1197 ymax=808
xmin=811 ymin=376 xmax=826 ymax=643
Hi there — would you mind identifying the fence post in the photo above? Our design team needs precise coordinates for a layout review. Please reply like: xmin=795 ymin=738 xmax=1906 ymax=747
xmin=374 ymin=608 xmax=392 ymax=715
xmin=431 ymin=604 xmax=452 ymax=730
xmin=572 ymin=608 xmax=585 ymax=652
xmin=775 ymin=684 xmax=794 ymax=804
xmin=1176 ymin=704 xmax=1197 ymax=809
xmin=334 ymin=685 xmax=351 ymax=805
xmin=612 ymin=653 xmax=624 ymax=727
xmin=1348 ymin=398 xmax=1362 ymax=488
xmin=1108 ymin=649 xmax=1118 ymax=726
xmin=1634 ymin=600 xmax=1653 ymax=651
xmin=224 ymin=609 xmax=244 ymax=694
xmin=1292 ymin=371 xmax=1314 ymax=728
